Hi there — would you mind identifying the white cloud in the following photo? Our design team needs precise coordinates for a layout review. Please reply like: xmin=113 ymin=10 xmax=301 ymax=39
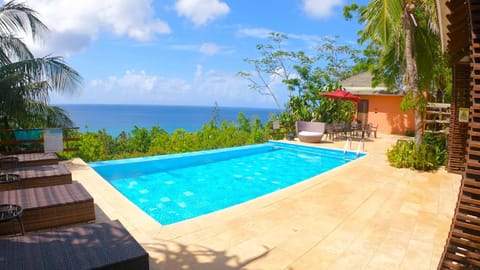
xmin=237 ymin=28 xmax=273 ymax=39
xmin=236 ymin=27 xmax=327 ymax=54
xmin=191 ymin=65 xmax=277 ymax=107
xmin=22 ymin=0 xmax=171 ymax=56
xmin=169 ymin=44 xmax=198 ymax=51
xmin=51 ymin=68 xmax=281 ymax=108
xmin=85 ymin=70 xmax=190 ymax=104
xmin=175 ymin=0 xmax=229 ymax=26
xmin=199 ymin=43 xmax=220 ymax=56
xmin=237 ymin=27 xmax=342 ymax=53
xmin=237 ymin=27 xmax=324 ymax=44
xmin=302 ymin=0 xmax=344 ymax=19
xmin=170 ymin=42 xmax=222 ymax=56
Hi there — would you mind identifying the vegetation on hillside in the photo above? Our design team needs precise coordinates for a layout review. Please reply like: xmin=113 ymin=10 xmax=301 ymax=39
xmin=59 ymin=112 xmax=271 ymax=162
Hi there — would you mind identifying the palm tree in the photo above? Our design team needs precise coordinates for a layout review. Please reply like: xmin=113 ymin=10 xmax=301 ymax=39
xmin=353 ymin=0 xmax=439 ymax=145
xmin=0 ymin=0 xmax=82 ymax=129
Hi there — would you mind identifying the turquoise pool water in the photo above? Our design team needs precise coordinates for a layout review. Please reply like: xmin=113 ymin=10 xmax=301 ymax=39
xmin=90 ymin=141 xmax=365 ymax=225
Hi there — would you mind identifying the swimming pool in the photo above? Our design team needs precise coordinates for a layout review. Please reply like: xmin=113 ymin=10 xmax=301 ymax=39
xmin=90 ymin=141 xmax=365 ymax=225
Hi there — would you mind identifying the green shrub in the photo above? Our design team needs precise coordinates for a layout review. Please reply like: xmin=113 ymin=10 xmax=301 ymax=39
xmin=387 ymin=134 xmax=447 ymax=171
xmin=61 ymin=113 xmax=271 ymax=162
xmin=423 ymin=133 xmax=447 ymax=165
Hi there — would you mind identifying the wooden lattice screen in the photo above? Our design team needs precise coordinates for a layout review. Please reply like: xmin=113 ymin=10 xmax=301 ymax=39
xmin=437 ymin=0 xmax=480 ymax=268
xmin=447 ymin=63 xmax=470 ymax=173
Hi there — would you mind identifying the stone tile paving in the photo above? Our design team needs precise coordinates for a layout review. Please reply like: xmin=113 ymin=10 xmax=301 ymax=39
xmin=64 ymin=133 xmax=460 ymax=270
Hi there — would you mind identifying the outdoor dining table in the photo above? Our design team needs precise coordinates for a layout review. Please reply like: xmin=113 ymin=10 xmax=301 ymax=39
xmin=327 ymin=122 xmax=371 ymax=140
xmin=350 ymin=122 xmax=366 ymax=137
xmin=348 ymin=122 xmax=373 ymax=139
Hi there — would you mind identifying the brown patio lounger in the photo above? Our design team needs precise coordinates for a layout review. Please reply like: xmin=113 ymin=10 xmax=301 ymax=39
xmin=0 ymin=164 xmax=72 ymax=191
xmin=0 ymin=152 xmax=59 ymax=169
xmin=0 ymin=183 xmax=95 ymax=235
xmin=0 ymin=220 xmax=149 ymax=270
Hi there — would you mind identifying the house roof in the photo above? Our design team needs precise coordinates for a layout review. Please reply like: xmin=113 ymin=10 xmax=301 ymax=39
xmin=340 ymin=72 xmax=403 ymax=96
xmin=434 ymin=0 xmax=469 ymax=61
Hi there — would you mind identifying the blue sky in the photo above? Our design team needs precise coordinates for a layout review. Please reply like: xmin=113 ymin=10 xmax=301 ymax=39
xmin=21 ymin=0 xmax=369 ymax=108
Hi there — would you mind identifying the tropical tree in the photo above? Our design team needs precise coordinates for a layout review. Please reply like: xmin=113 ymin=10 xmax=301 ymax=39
xmin=237 ymin=32 xmax=296 ymax=110
xmin=0 ymin=0 xmax=82 ymax=129
xmin=239 ymin=33 xmax=366 ymax=125
xmin=346 ymin=0 xmax=440 ymax=145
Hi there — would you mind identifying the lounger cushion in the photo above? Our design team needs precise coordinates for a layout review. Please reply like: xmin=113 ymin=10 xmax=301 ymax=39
xmin=0 ymin=164 xmax=72 ymax=191
xmin=298 ymin=131 xmax=324 ymax=137
xmin=0 ymin=220 xmax=149 ymax=270
xmin=14 ymin=152 xmax=58 ymax=163
xmin=4 ymin=164 xmax=70 ymax=179
xmin=0 ymin=153 xmax=58 ymax=169
xmin=0 ymin=183 xmax=95 ymax=233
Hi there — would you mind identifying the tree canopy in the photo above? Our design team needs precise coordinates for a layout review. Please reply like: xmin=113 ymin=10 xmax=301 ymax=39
xmin=0 ymin=0 xmax=82 ymax=129
xmin=345 ymin=0 xmax=448 ymax=144
xmin=238 ymin=33 xmax=367 ymax=126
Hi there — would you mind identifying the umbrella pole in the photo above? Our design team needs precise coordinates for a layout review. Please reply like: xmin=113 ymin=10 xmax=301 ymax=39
xmin=336 ymin=100 xmax=340 ymax=122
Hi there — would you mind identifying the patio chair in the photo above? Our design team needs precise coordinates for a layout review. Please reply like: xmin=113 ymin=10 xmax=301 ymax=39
xmin=350 ymin=121 xmax=361 ymax=138
xmin=0 ymin=152 xmax=59 ymax=169
xmin=344 ymin=122 xmax=352 ymax=138
xmin=333 ymin=122 xmax=347 ymax=139
xmin=326 ymin=123 xmax=335 ymax=141
xmin=367 ymin=123 xmax=378 ymax=138
xmin=0 ymin=220 xmax=149 ymax=269
xmin=0 ymin=164 xmax=72 ymax=191
xmin=0 ymin=183 xmax=95 ymax=235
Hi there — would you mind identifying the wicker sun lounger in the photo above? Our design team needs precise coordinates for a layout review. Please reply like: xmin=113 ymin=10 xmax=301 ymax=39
xmin=0 ymin=152 xmax=59 ymax=169
xmin=0 ymin=183 xmax=95 ymax=235
xmin=0 ymin=220 xmax=149 ymax=270
xmin=0 ymin=164 xmax=72 ymax=191
xmin=296 ymin=121 xmax=326 ymax=143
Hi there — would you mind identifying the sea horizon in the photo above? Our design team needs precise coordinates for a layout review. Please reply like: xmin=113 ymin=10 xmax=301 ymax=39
xmin=57 ymin=104 xmax=280 ymax=136
xmin=54 ymin=103 xmax=279 ymax=109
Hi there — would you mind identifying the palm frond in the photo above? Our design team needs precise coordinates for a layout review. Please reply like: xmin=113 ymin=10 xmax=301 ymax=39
xmin=413 ymin=25 xmax=440 ymax=89
xmin=1 ymin=56 xmax=82 ymax=94
xmin=361 ymin=0 xmax=403 ymax=45
xmin=0 ymin=1 xmax=82 ymax=129
xmin=21 ymin=101 xmax=74 ymax=128
xmin=416 ymin=0 xmax=439 ymax=33
xmin=0 ymin=34 xmax=33 ymax=64
xmin=0 ymin=0 xmax=48 ymax=41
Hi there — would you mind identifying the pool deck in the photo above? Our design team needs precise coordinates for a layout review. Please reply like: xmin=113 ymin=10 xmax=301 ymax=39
xmin=63 ymin=133 xmax=461 ymax=270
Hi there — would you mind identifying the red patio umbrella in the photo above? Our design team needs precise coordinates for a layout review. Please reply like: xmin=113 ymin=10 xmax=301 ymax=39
xmin=319 ymin=89 xmax=360 ymax=127
xmin=319 ymin=89 xmax=359 ymax=103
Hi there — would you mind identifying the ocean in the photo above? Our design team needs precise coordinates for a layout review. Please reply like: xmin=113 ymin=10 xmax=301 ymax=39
xmin=58 ymin=104 xmax=279 ymax=136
